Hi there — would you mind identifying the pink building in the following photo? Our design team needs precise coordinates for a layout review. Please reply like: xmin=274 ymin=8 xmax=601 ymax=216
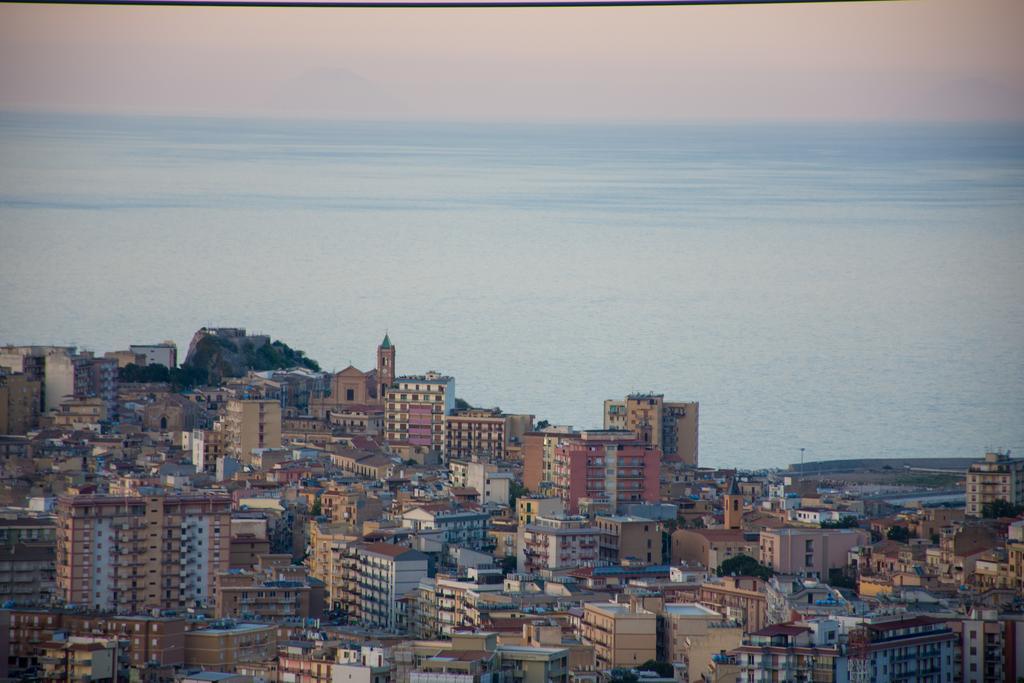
xmin=759 ymin=527 xmax=869 ymax=579
xmin=552 ymin=432 xmax=661 ymax=514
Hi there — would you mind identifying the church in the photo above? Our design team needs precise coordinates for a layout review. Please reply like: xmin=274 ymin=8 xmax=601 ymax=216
xmin=308 ymin=334 xmax=395 ymax=421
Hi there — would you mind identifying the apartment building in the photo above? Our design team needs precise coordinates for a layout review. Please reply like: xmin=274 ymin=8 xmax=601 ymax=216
xmin=384 ymin=372 xmax=455 ymax=454
xmin=0 ymin=368 xmax=41 ymax=434
xmin=516 ymin=495 xmax=564 ymax=527
xmin=450 ymin=458 xmax=514 ymax=506
xmin=698 ymin=577 xmax=768 ymax=634
xmin=965 ymin=451 xmax=1024 ymax=517
xmin=402 ymin=505 xmax=490 ymax=550
xmin=595 ymin=515 xmax=662 ymax=565
xmin=39 ymin=638 xmax=118 ymax=683
xmin=951 ymin=608 xmax=1024 ymax=683
xmin=551 ymin=431 xmax=661 ymax=514
xmin=445 ymin=408 xmax=509 ymax=460
xmin=604 ymin=393 xmax=699 ymax=467
xmin=522 ymin=426 xmax=578 ymax=491
xmin=732 ymin=620 xmax=847 ymax=683
xmin=184 ymin=622 xmax=277 ymax=672
xmin=581 ymin=600 xmax=658 ymax=670
xmin=759 ymin=527 xmax=869 ymax=579
xmin=307 ymin=520 xmax=361 ymax=616
xmin=215 ymin=554 xmax=324 ymax=620
xmin=223 ymin=399 xmax=282 ymax=464
xmin=518 ymin=514 xmax=600 ymax=574
xmin=357 ymin=542 xmax=429 ymax=631
xmin=662 ymin=603 xmax=743 ymax=683
xmin=55 ymin=492 xmax=231 ymax=613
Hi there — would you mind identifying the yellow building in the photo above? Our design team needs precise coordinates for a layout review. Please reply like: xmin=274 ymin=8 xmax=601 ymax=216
xmin=965 ymin=451 xmax=1024 ymax=517
xmin=223 ymin=398 xmax=282 ymax=463
xmin=581 ymin=600 xmax=657 ymax=670
xmin=604 ymin=393 xmax=699 ymax=467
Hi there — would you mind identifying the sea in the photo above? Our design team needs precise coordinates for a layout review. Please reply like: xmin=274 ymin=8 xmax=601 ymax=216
xmin=1 ymin=112 xmax=1022 ymax=471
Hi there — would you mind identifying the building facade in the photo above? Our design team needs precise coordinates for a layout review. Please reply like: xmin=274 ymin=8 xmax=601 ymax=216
xmin=385 ymin=372 xmax=455 ymax=454
xmin=603 ymin=393 xmax=699 ymax=467
xmin=965 ymin=451 xmax=1024 ymax=517
xmin=223 ymin=399 xmax=282 ymax=463
xmin=55 ymin=493 xmax=231 ymax=614
xmin=551 ymin=432 xmax=661 ymax=514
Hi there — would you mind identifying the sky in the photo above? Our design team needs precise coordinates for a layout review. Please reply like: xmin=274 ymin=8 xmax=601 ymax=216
xmin=1 ymin=0 xmax=1023 ymax=121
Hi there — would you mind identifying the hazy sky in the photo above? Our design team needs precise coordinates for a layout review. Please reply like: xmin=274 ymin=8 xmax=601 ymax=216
xmin=1 ymin=0 xmax=1023 ymax=121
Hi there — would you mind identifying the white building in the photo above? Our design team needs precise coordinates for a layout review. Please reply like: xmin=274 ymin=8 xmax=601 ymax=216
xmin=402 ymin=506 xmax=490 ymax=550
xmin=130 ymin=342 xmax=178 ymax=368
xmin=357 ymin=542 xmax=429 ymax=631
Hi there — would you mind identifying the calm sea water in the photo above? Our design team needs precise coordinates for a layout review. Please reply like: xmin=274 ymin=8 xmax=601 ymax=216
xmin=1 ymin=112 xmax=1022 ymax=470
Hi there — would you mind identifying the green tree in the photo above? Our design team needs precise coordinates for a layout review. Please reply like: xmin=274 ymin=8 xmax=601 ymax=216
xmin=535 ymin=419 xmax=550 ymax=430
xmin=509 ymin=480 xmax=528 ymax=507
xmin=455 ymin=398 xmax=473 ymax=410
xmin=886 ymin=526 xmax=911 ymax=542
xmin=982 ymin=499 xmax=1024 ymax=519
xmin=118 ymin=363 xmax=170 ymax=383
xmin=638 ymin=660 xmax=674 ymax=678
xmin=717 ymin=554 xmax=774 ymax=580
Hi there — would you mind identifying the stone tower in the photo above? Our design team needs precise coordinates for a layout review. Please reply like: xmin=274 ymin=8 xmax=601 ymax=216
xmin=377 ymin=333 xmax=395 ymax=401
xmin=723 ymin=478 xmax=743 ymax=530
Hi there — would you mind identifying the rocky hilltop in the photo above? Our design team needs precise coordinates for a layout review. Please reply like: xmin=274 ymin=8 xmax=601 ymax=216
xmin=183 ymin=327 xmax=320 ymax=382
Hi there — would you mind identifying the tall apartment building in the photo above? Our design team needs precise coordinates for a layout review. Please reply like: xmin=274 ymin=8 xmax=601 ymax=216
xmin=604 ymin=393 xmax=699 ymax=467
xmin=357 ymin=542 xmax=429 ymax=632
xmin=55 ymin=492 xmax=231 ymax=614
xmin=522 ymin=426 xmax=578 ymax=491
xmin=551 ymin=432 xmax=661 ymax=514
xmin=581 ymin=600 xmax=658 ymax=670
xmin=384 ymin=372 xmax=455 ymax=454
xmin=223 ymin=399 xmax=282 ymax=464
xmin=0 ymin=368 xmax=41 ymax=434
xmin=518 ymin=514 xmax=600 ymax=574
xmin=965 ymin=451 xmax=1024 ymax=517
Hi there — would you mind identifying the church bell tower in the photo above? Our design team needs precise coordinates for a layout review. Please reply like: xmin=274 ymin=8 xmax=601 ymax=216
xmin=377 ymin=333 xmax=395 ymax=401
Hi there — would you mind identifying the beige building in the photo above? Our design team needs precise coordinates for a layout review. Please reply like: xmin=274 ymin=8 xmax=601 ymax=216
xmin=0 ymin=369 xmax=41 ymax=435
xmin=758 ymin=527 xmax=869 ymax=579
xmin=55 ymin=492 xmax=231 ymax=613
xmin=596 ymin=515 xmax=662 ymax=565
xmin=966 ymin=451 xmax=1024 ymax=516
xmin=306 ymin=519 xmax=360 ymax=614
xmin=581 ymin=600 xmax=658 ymax=670
xmin=40 ymin=638 xmax=117 ymax=683
xmin=184 ymin=622 xmax=277 ymax=672
xmin=516 ymin=495 xmax=564 ymax=527
xmin=518 ymin=514 xmax=600 ymax=574
xmin=604 ymin=393 xmax=699 ymax=467
xmin=445 ymin=408 xmax=510 ymax=460
xmin=662 ymin=603 xmax=743 ymax=683
xmin=215 ymin=554 xmax=323 ymax=620
xmin=671 ymin=528 xmax=759 ymax=570
xmin=385 ymin=372 xmax=455 ymax=454
xmin=223 ymin=398 xmax=282 ymax=463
